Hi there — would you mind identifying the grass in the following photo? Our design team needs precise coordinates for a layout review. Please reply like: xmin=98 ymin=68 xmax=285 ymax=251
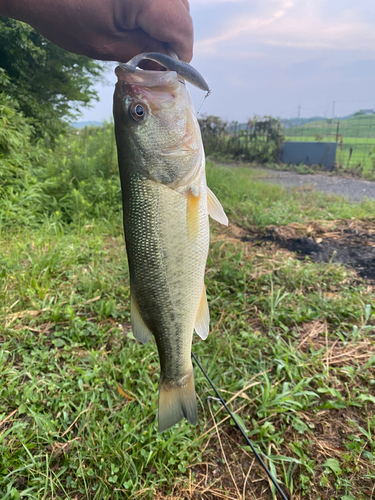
xmin=286 ymin=114 xmax=375 ymax=139
xmin=206 ymin=163 xmax=375 ymax=226
xmin=1 ymin=161 xmax=375 ymax=499
xmin=285 ymin=136 xmax=375 ymax=178
xmin=284 ymin=113 xmax=375 ymax=178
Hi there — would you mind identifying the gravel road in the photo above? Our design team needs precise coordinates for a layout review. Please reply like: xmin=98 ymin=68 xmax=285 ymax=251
xmin=258 ymin=169 xmax=375 ymax=202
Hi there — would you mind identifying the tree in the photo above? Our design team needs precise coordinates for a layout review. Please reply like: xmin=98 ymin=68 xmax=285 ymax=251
xmin=198 ymin=115 xmax=228 ymax=155
xmin=0 ymin=17 xmax=104 ymax=140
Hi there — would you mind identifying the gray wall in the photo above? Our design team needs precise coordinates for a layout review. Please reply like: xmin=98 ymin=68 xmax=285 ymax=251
xmin=280 ymin=142 xmax=337 ymax=170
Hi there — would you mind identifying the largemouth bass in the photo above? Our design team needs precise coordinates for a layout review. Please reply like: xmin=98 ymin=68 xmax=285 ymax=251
xmin=113 ymin=64 xmax=227 ymax=432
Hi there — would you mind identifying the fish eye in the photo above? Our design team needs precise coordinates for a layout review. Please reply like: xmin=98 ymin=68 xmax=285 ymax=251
xmin=130 ymin=103 xmax=146 ymax=122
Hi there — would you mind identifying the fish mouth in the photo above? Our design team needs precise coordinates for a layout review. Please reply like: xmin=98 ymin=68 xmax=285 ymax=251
xmin=118 ymin=52 xmax=210 ymax=92
xmin=115 ymin=66 xmax=182 ymax=112
xmin=115 ymin=65 xmax=180 ymax=91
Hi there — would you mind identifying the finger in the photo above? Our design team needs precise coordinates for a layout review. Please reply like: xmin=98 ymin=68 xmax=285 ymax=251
xmin=136 ymin=0 xmax=194 ymax=62
xmin=180 ymin=0 xmax=190 ymax=12
xmin=90 ymin=29 xmax=170 ymax=63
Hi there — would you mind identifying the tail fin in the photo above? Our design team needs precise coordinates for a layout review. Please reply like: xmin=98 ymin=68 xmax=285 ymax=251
xmin=158 ymin=370 xmax=198 ymax=432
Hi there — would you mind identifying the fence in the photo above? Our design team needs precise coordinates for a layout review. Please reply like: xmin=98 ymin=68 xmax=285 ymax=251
xmin=199 ymin=113 xmax=375 ymax=177
xmin=199 ymin=116 xmax=284 ymax=164
xmin=282 ymin=113 xmax=375 ymax=176
xmin=280 ymin=142 xmax=337 ymax=170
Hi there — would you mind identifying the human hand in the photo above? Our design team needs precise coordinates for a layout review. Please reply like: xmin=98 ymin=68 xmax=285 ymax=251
xmin=0 ymin=0 xmax=193 ymax=62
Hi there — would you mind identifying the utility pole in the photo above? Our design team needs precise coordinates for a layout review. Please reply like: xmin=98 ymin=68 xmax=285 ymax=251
xmin=297 ymin=105 xmax=301 ymax=134
xmin=332 ymin=100 xmax=336 ymax=119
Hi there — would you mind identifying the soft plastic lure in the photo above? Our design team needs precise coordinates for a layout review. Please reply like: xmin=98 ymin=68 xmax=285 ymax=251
xmin=119 ymin=52 xmax=210 ymax=93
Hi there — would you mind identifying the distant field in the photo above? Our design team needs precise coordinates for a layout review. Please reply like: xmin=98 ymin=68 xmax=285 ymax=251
xmin=284 ymin=136 xmax=375 ymax=176
xmin=286 ymin=114 xmax=375 ymax=139
xmin=284 ymin=115 xmax=375 ymax=177
xmin=286 ymin=136 xmax=375 ymax=145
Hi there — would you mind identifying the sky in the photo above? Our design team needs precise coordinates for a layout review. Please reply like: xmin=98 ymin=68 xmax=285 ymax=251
xmin=78 ymin=0 xmax=375 ymax=123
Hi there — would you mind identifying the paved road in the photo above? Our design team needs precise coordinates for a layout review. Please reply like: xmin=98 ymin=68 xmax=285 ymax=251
xmin=259 ymin=170 xmax=375 ymax=202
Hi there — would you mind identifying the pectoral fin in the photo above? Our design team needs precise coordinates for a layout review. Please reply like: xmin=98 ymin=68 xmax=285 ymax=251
xmin=207 ymin=187 xmax=228 ymax=226
xmin=130 ymin=293 xmax=153 ymax=344
xmin=186 ymin=187 xmax=200 ymax=240
xmin=194 ymin=284 xmax=210 ymax=340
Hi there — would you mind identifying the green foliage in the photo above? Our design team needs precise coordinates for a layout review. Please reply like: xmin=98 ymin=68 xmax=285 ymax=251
xmin=0 ymin=17 xmax=104 ymax=141
xmin=205 ymin=162 xmax=375 ymax=227
xmin=0 ymin=96 xmax=121 ymax=230
xmin=0 ymin=91 xmax=49 ymax=227
xmin=39 ymin=124 xmax=121 ymax=225
xmin=0 ymin=160 xmax=375 ymax=498
xmin=199 ymin=115 xmax=284 ymax=163
xmin=198 ymin=115 xmax=228 ymax=155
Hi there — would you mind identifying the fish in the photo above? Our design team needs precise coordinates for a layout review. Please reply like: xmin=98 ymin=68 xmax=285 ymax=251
xmin=113 ymin=62 xmax=227 ymax=432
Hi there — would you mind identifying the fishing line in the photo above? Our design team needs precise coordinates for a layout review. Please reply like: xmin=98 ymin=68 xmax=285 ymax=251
xmin=197 ymin=90 xmax=211 ymax=116
xmin=192 ymin=351 xmax=290 ymax=500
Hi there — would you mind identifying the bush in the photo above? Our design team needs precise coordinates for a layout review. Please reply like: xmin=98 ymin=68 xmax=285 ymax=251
xmin=199 ymin=115 xmax=284 ymax=164
xmin=0 ymin=94 xmax=121 ymax=230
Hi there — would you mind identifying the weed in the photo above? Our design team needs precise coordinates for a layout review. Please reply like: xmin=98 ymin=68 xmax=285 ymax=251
xmin=1 ymin=148 xmax=375 ymax=499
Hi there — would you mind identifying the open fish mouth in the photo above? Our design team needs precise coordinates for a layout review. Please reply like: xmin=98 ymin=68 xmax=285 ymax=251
xmin=119 ymin=52 xmax=210 ymax=93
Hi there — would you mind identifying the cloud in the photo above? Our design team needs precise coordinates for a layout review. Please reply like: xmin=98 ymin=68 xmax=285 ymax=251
xmin=194 ymin=0 xmax=375 ymax=55
xmin=79 ymin=0 xmax=375 ymax=123
xmin=195 ymin=0 xmax=294 ymax=54
xmin=190 ymin=0 xmax=248 ymax=5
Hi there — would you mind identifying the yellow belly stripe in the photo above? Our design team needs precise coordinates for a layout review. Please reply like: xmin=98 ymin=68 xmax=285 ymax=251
xmin=186 ymin=188 xmax=200 ymax=241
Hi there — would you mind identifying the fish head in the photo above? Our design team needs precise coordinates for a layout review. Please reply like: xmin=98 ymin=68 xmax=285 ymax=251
xmin=114 ymin=67 xmax=202 ymax=186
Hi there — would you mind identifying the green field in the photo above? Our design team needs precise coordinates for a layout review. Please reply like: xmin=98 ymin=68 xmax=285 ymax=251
xmin=285 ymin=136 xmax=375 ymax=177
xmin=1 ymin=126 xmax=375 ymax=500
xmin=287 ymin=114 xmax=375 ymax=139
xmin=284 ymin=114 xmax=375 ymax=177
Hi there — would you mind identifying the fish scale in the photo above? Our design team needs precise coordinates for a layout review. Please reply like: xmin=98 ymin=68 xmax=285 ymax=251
xmin=114 ymin=64 xmax=227 ymax=432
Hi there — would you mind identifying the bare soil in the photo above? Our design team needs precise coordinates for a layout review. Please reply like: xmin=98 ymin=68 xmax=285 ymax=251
xmin=154 ymin=220 xmax=375 ymax=500
xmin=240 ymin=219 xmax=375 ymax=282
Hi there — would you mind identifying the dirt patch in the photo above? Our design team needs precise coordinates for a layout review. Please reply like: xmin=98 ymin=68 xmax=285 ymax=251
xmin=153 ymin=223 xmax=375 ymax=500
xmin=158 ymin=402 xmax=375 ymax=500
xmin=239 ymin=219 xmax=375 ymax=282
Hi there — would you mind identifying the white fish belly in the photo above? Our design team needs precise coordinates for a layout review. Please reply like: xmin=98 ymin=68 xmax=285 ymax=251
xmin=124 ymin=174 xmax=209 ymax=381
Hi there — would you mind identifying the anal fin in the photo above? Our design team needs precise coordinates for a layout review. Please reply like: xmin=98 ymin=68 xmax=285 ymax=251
xmin=207 ymin=187 xmax=228 ymax=226
xmin=194 ymin=284 xmax=210 ymax=340
xmin=131 ymin=293 xmax=153 ymax=344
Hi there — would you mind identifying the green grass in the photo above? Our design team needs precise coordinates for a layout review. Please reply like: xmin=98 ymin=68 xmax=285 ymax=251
xmin=286 ymin=137 xmax=375 ymax=145
xmin=1 ymin=162 xmax=375 ymax=499
xmin=285 ymin=135 xmax=375 ymax=177
xmin=0 ymin=225 xmax=203 ymax=499
xmin=284 ymin=114 xmax=375 ymax=177
xmin=287 ymin=114 xmax=375 ymax=139
xmin=206 ymin=163 xmax=375 ymax=226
